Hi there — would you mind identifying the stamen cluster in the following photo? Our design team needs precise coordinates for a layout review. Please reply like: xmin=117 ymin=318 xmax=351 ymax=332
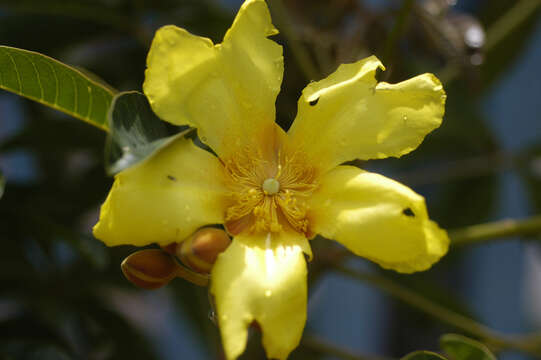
xmin=223 ymin=147 xmax=318 ymax=236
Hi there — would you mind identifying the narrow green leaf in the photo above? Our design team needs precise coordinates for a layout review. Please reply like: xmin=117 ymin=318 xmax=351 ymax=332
xmin=401 ymin=351 xmax=448 ymax=360
xmin=105 ymin=91 xmax=193 ymax=175
xmin=440 ymin=334 xmax=497 ymax=360
xmin=0 ymin=46 xmax=115 ymax=130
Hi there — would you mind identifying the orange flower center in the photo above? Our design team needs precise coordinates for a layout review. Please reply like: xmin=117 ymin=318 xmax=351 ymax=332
xmin=223 ymin=146 xmax=318 ymax=236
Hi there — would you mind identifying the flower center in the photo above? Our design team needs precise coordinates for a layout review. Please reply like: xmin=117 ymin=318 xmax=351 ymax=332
xmin=262 ymin=178 xmax=280 ymax=195
xmin=223 ymin=147 xmax=318 ymax=236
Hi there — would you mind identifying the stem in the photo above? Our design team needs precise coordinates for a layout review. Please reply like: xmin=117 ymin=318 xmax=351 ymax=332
xmin=396 ymin=152 xmax=512 ymax=187
xmin=381 ymin=0 xmax=414 ymax=75
xmin=438 ymin=0 xmax=541 ymax=84
xmin=174 ymin=265 xmax=209 ymax=287
xmin=333 ymin=265 xmax=541 ymax=357
xmin=267 ymin=0 xmax=320 ymax=81
xmin=3 ymin=2 xmax=152 ymax=47
xmin=485 ymin=0 xmax=541 ymax=52
xmin=449 ymin=215 xmax=541 ymax=246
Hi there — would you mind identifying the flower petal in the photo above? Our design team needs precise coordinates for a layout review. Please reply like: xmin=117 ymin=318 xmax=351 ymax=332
xmin=308 ymin=165 xmax=449 ymax=273
xmin=288 ymin=56 xmax=445 ymax=173
xmin=143 ymin=0 xmax=283 ymax=158
xmin=211 ymin=232 xmax=308 ymax=360
xmin=93 ymin=137 xmax=227 ymax=247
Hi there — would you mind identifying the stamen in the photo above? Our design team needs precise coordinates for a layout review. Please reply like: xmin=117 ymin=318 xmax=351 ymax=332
xmin=223 ymin=145 xmax=318 ymax=236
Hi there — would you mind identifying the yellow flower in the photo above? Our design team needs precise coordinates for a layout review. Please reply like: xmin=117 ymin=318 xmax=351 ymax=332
xmin=93 ymin=0 xmax=449 ymax=358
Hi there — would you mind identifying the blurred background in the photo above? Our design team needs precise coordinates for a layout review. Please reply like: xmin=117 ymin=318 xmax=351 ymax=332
xmin=1 ymin=0 xmax=541 ymax=359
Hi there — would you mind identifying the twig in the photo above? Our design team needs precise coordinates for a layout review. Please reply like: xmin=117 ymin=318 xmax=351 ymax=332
xmin=333 ymin=265 xmax=541 ymax=358
xmin=381 ymin=0 xmax=414 ymax=76
xmin=438 ymin=0 xmax=541 ymax=84
xmin=450 ymin=214 xmax=541 ymax=246
xmin=267 ymin=0 xmax=320 ymax=81
xmin=485 ymin=0 xmax=541 ymax=52
xmin=396 ymin=152 xmax=513 ymax=187
xmin=2 ymin=2 xmax=152 ymax=47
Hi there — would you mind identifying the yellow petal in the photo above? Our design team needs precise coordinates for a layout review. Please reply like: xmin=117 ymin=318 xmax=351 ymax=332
xmin=143 ymin=0 xmax=283 ymax=159
xmin=211 ymin=232 xmax=309 ymax=360
xmin=288 ymin=56 xmax=445 ymax=173
xmin=308 ymin=165 xmax=449 ymax=273
xmin=93 ymin=137 xmax=227 ymax=247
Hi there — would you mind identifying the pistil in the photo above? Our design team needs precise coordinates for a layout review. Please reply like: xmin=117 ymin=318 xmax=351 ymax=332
xmin=262 ymin=178 xmax=280 ymax=195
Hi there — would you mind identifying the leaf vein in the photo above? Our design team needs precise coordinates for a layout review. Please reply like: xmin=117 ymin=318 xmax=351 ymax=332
xmin=24 ymin=53 xmax=44 ymax=100
xmin=47 ymin=61 xmax=60 ymax=106
xmin=2 ymin=48 xmax=22 ymax=92
xmin=68 ymin=73 xmax=79 ymax=115
xmin=87 ymin=85 xmax=93 ymax=119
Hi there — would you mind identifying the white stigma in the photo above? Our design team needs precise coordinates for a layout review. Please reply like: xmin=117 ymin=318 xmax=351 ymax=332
xmin=262 ymin=178 xmax=280 ymax=195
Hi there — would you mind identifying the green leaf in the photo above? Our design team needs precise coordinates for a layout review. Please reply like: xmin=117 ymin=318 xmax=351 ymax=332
xmin=440 ymin=334 xmax=496 ymax=360
xmin=401 ymin=350 xmax=448 ymax=360
xmin=105 ymin=91 xmax=193 ymax=175
xmin=0 ymin=46 xmax=115 ymax=130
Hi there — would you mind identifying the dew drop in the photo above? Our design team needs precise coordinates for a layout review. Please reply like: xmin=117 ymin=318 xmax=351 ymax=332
xmin=265 ymin=289 xmax=272 ymax=297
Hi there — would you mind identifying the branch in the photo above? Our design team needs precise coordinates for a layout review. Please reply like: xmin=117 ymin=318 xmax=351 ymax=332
xmin=333 ymin=265 xmax=541 ymax=358
xmin=267 ymin=0 xmax=319 ymax=81
xmin=449 ymin=215 xmax=541 ymax=246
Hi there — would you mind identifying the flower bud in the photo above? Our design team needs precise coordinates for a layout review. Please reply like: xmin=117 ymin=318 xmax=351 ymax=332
xmin=121 ymin=249 xmax=179 ymax=290
xmin=178 ymin=228 xmax=231 ymax=274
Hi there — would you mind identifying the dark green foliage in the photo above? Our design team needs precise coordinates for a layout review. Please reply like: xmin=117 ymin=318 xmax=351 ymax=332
xmin=440 ymin=334 xmax=496 ymax=360
xmin=401 ymin=351 xmax=448 ymax=360
xmin=0 ymin=46 xmax=115 ymax=129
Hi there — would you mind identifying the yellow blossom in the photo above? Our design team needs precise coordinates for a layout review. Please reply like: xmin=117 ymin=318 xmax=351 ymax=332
xmin=93 ymin=0 xmax=449 ymax=359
